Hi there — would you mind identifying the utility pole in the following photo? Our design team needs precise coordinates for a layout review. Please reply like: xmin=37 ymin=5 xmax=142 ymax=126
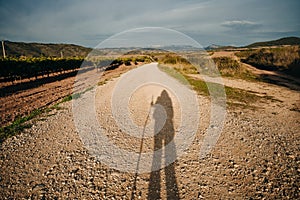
xmin=2 ymin=40 xmax=6 ymax=58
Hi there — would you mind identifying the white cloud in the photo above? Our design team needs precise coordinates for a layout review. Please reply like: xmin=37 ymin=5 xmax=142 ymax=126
xmin=222 ymin=20 xmax=258 ymax=26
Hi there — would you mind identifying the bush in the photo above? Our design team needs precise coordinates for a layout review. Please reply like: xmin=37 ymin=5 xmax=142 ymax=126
xmin=213 ymin=57 xmax=240 ymax=71
xmin=241 ymin=46 xmax=300 ymax=72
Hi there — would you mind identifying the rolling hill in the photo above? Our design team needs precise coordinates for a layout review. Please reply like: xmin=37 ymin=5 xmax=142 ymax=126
xmin=1 ymin=41 xmax=92 ymax=58
xmin=245 ymin=36 xmax=300 ymax=48
xmin=2 ymin=36 xmax=300 ymax=58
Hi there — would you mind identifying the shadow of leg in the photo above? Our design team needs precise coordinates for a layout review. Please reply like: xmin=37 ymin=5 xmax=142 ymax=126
xmin=164 ymin=121 xmax=180 ymax=200
xmin=148 ymin=90 xmax=180 ymax=200
xmin=148 ymin=170 xmax=161 ymax=199
xmin=165 ymin=161 xmax=180 ymax=199
xmin=148 ymin=135 xmax=162 ymax=200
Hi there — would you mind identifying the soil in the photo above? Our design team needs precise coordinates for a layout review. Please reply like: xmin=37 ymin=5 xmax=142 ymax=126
xmin=0 ymin=70 xmax=77 ymax=126
xmin=0 ymin=62 xmax=299 ymax=199
xmin=0 ymin=64 xmax=138 ymax=127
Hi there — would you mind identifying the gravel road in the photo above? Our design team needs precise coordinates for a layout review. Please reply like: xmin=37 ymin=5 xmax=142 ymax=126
xmin=0 ymin=63 xmax=299 ymax=199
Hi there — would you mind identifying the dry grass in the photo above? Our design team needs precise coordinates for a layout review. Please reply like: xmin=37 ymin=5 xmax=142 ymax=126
xmin=236 ymin=46 xmax=300 ymax=77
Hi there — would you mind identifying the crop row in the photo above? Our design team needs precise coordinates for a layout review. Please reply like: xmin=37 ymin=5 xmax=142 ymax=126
xmin=0 ymin=57 xmax=90 ymax=82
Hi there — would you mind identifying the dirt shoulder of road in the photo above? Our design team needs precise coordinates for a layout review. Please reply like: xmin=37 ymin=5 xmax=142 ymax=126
xmin=0 ymin=62 xmax=143 ymax=128
xmin=0 ymin=62 xmax=299 ymax=199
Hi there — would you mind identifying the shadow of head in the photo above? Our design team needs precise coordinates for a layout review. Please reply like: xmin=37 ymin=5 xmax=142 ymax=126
xmin=154 ymin=89 xmax=173 ymax=119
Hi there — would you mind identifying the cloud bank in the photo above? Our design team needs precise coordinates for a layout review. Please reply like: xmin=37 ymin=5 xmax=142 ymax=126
xmin=0 ymin=0 xmax=299 ymax=47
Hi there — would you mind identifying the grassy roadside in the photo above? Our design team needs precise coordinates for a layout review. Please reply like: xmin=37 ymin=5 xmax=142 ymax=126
xmin=212 ymin=57 xmax=258 ymax=81
xmin=0 ymin=109 xmax=42 ymax=143
xmin=0 ymin=62 xmax=139 ymax=144
xmin=158 ymin=64 xmax=190 ymax=86
xmin=0 ymin=87 xmax=94 ymax=144
xmin=158 ymin=64 xmax=278 ymax=108
xmin=235 ymin=46 xmax=300 ymax=78
xmin=156 ymin=52 xmax=259 ymax=81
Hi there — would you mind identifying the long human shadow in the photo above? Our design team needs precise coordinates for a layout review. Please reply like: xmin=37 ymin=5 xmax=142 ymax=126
xmin=148 ymin=90 xmax=180 ymax=200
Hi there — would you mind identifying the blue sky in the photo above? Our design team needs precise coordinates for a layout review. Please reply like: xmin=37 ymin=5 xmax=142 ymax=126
xmin=0 ymin=0 xmax=299 ymax=47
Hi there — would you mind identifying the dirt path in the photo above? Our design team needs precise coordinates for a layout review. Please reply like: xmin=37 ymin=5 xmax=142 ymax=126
xmin=0 ymin=63 xmax=299 ymax=199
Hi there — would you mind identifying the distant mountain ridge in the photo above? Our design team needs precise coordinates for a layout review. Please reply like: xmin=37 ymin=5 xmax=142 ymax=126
xmin=1 ymin=36 xmax=300 ymax=58
xmin=205 ymin=44 xmax=223 ymax=50
xmin=205 ymin=44 xmax=236 ymax=50
xmin=1 ymin=41 xmax=92 ymax=58
xmin=204 ymin=37 xmax=300 ymax=50
xmin=245 ymin=36 xmax=300 ymax=48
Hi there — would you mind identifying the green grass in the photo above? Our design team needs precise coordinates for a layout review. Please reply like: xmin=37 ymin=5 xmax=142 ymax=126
xmin=158 ymin=64 xmax=190 ymax=86
xmin=0 ymin=109 xmax=42 ymax=143
xmin=224 ymin=84 xmax=261 ymax=104
xmin=0 ymin=86 xmax=96 ymax=144
xmin=185 ymin=76 xmax=260 ymax=103
xmin=61 ymin=86 xmax=94 ymax=103
xmin=184 ymin=76 xmax=209 ymax=96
